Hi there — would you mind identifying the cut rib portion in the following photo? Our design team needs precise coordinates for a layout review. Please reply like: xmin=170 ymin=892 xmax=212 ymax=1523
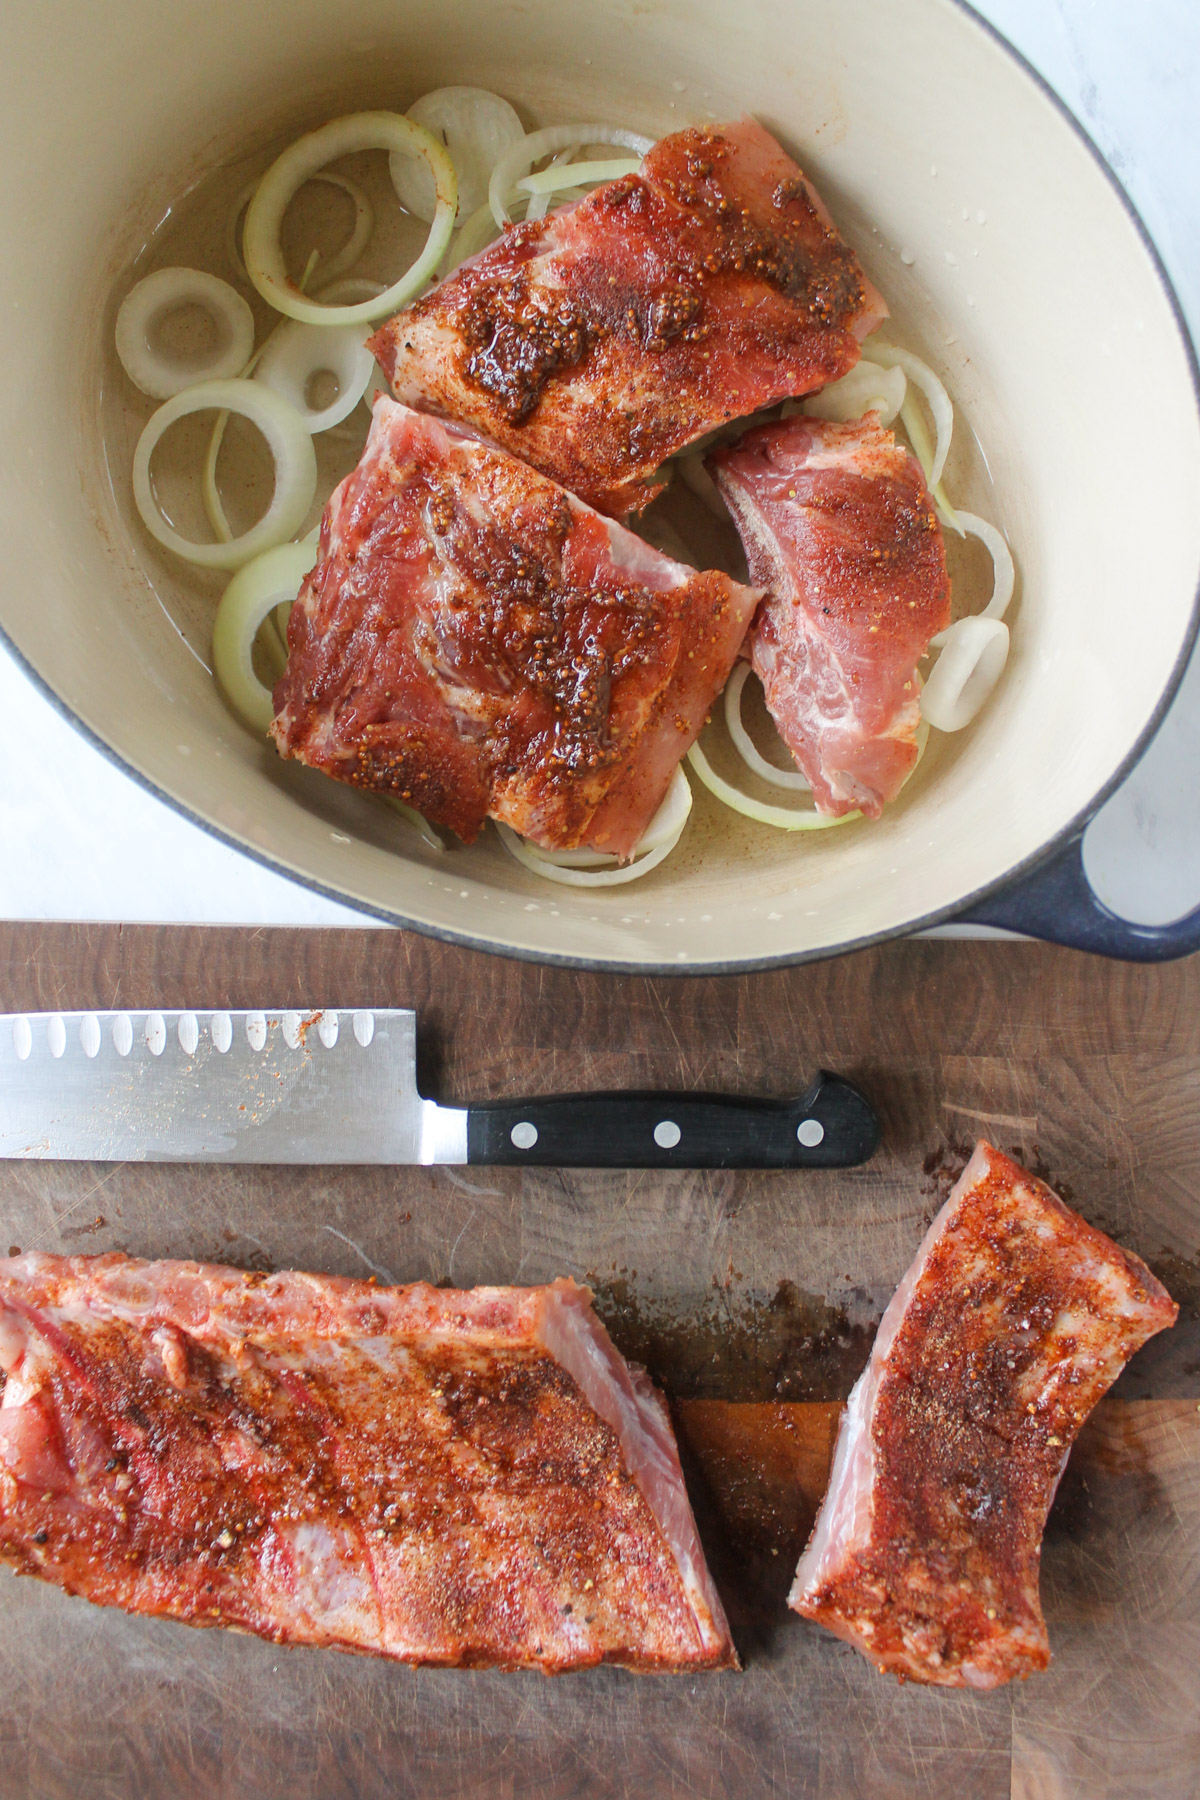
xmin=789 ymin=1142 xmax=1177 ymax=1687
xmin=271 ymin=397 xmax=758 ymax=856
xmin=0 ymin=1253 xmax=734 ymax=1674
xmin=712 ymin=413 xmax=950 ymax=818
xmin=369 ymin=117 xmax=887 ymax=518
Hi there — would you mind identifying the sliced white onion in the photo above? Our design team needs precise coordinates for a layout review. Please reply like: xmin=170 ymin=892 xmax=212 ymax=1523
xmin=258 ymin=606 xmax=288 ymax=670
xmin=498 ymin=825 xmax=681 ymax=886
xmin=379 ymin=796 xmax=447 ymax=855
xmin=804 ymin=359 xmax=906 ymax=427
xmin=202 ymin=334 xmax=281 ymax=545
xmin=245 ymin=113 xmax=456 ymax=327
xmin=509 ymin=766 xmax=691 ymax=867
xmin=525 ymin=185 xmax=588 ymax=223
xmin=228 ymin=170 xmax=374 ymax=287
xmin=205 ymin=277 xmax=378 ymax=538
xmin=133 ymin=378 xmax=318 ymax=570
xmin=324 ymin=361 xmax=391 ymax=441
xmin=212 ymin=540 xmax=318 ymax=732
xmin=897 ymin=391 xmax=961 ymax=534
xmin=254 ymin=315 xmax=374 ymax=434
xmin=226 ymin=180 xmax=262 ymax=281
xmin=522 ymin=147 xmax=575 ymax=222
xmin=497 ymin=830 xmax=675 ymax=886
xmin=517 ymin=156 xmax=641 ymax=196
xmin=866 ymin=345 xmax=954 ymax=488
xmin=305 ymin=278 xmax=391 ymax=432
xmin=115 ymin=268 xmax=255 ymax=400
xmin=501 ymin=840 xmax=615 ymax=871
xmin=306 ymin=171 xmax=375 ymax=283
xmin=496 ymin=767 xmax=692 ymax=885
xmin=920 ymin=616 xmax=1010 ymax=732
xmin=930 ymin=510 xmax=1015 ymax=648
xmin=686 ymin=740 xmax=858 ymax=831
xmin=898 ymin=390 xmax=934 ymax=477
xmin=517 ymin=791 xmax=689 ymax=868
xmin=489 ymin=124 xmax=652 ymax=228
xmin=638 ymin=763 xmax=695 ymax=849
xmin=723 ymin=664 xmax=811 ymax=790
xmin=201 ymin=407 xmax=238 ymax=546
xmin=391 ymin=87 xmax=525 ymax=222
xmin=443 ymin=200 xmax=505 ymax=272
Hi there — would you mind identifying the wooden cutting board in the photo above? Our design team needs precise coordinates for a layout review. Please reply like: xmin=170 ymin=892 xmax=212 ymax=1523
xmin=1 ymin=923 xmax=1197 ymax=1800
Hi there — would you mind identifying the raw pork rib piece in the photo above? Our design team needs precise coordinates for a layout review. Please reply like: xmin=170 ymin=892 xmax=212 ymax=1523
xmin=711 ymin=414 xmax=950 ymax=818
xmin=271 ymin=397 xmax=758 ymax=855
xmin=369 ymin=117 xmax=887 ymax=518
xmin=0 ymin=1253 xmax=734 ymax=1673
xmin=790 ymin=1143 xmax=1176 ymax=1687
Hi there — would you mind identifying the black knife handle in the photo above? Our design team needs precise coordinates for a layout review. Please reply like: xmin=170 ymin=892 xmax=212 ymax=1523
xmin=465 ymin=1072 xmax=878 ymax=1169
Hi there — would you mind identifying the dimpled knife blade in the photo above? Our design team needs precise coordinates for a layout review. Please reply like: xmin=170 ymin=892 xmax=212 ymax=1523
xmin=0 ymin=1009 xmax=880 ymax=1169
xmin=0 ymin=1009 xmax=467 ymax=1164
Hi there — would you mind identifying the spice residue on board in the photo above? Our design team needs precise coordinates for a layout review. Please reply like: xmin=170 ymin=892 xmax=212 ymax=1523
xmin=589 ymin=1270 xmax=876 ymax=1403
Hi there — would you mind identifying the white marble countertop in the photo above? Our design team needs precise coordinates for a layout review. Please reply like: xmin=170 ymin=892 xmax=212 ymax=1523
xmin=3 ymin=0 xmax=1198 ymax=928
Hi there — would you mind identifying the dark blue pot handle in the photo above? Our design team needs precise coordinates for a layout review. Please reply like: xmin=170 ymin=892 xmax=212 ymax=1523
xmin=957 ymin=830 xmax=1200 ymax=962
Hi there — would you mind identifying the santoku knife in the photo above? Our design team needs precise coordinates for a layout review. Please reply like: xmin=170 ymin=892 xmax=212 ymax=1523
xmin=0 ymin=1009 xmax=878 ymax=1168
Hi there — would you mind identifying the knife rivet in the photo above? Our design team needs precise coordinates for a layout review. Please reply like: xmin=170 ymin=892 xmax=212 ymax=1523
xmin=653 ymin=1120 xmax=682 ymax=1150
xmin=510 ymin=1121 xmax=538 ymax=1150
xmin=797 ymin=1118 xmax=825 ymax=1148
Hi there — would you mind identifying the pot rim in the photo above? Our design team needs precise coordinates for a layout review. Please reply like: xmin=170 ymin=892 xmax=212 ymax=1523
xmin=5 ymin=0 xmax=1199 ymax=974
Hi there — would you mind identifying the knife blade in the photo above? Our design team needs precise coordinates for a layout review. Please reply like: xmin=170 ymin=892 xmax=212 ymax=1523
xmin=0 ymin=1009 xmax=879 ymax=1169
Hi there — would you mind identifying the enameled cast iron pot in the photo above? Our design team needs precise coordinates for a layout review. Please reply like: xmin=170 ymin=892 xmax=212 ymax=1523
xmin=2 ymin=0 xmax=1199 ymax=968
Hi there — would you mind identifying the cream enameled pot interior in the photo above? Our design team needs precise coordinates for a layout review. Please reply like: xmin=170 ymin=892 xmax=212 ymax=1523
xmin=2 ymin=0 xmax=1198 ymax=966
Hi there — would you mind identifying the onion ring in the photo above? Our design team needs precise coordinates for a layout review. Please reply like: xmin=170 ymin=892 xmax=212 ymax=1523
xmin=392 ymin=87 xmax=524 ymax=222
xmin=133 ymin=378 xmax=317 ymax=570
xmin=444 ymin=201 xmax=504 ymax=272
xmin=498 ymin=826 xmax=681 ymax=886
xmin=254 ymin=315 xmax=375 ymax=434
xmin=227 ymin=170 xmax=375 ymax=287
xmin=489 ymin=124 xmax=653 ymax=228
xmin=804 ymin=360 xmax=906 ymax=427
xmin=920 ymin=617 xmax=1010 ymax=732
xmin=212 ymin=539 xmax=318 ymax=732
xmin=723 ymin=664 xmax=812 ymax=790
xmin=866 ymin=345 xmax=954 ymax=488
xmin=115 ymin=268 xmax=255 ymax=400
xmin=517 ymin=155 xmax=642 ymax=196
xmin=929 ymin=510 xmax=1015 ymax=646
xmin=496 ymin=768 xmax=692 ymax=884
xmin=244 ymin=112 xmax=456 ymax=327
xmin=686 ymin=740 xmax=858 ymax=830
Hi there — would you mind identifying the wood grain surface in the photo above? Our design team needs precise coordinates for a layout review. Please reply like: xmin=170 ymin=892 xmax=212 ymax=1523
xmin=1 ymin=924 xmax=1198 ymax=1800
